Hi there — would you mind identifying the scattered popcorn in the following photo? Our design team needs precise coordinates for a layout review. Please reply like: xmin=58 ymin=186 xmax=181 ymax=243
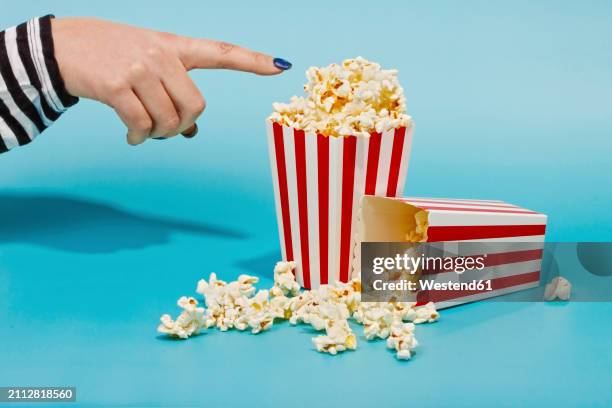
xmin=288 ymin=290 xmax=321 ymax=326
xmin=324 ymin=279 xmax=362 ymax=314
xmin=304 ymin=301 xmax=351 ymax=332
xmin=194 ymin=273 xmax=264 ymax=332
xmin=413 ymin=302 xmax=440 ymax=324
xmin=544 ymin=276 xmax=572 ymax=301
xmin=287 ymin=279 xmax=360 ymax=332
xmin=270 ymin=261 xmax=300 ymax=298
xmin=354 ymin=302 xmax=393 ymax=339
xmin=362 ymin=306 xmax=395 ymax=340
xmin=243 ymin=290 xmax=275 ymax=334
xmin=312 ymin=319 xmax=357 ymax=355
xmin=158 ymin=261 xmax=440 ymax=361
xmin=269 ymin=57 xmax=412 ymax=138
xmin=354 ymin=301 xmax=438 ymax=328
xmin=386 ymin=322 xmax=418 ymax=360
xmin=248 ymin=311 xmax=274 ymax=334
xmin=157 ymin=296 xmax=210 ymax=339
xmin=388 ymin=301 xmax=418 ymax=322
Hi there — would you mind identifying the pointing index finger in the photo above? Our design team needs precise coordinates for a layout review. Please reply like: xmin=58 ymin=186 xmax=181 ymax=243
xmin=178 ymin=37 xmax=290 ymax=75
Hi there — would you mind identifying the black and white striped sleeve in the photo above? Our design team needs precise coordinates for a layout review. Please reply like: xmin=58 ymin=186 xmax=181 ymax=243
xmin=0 ymin=15 xmax=78 ymax=154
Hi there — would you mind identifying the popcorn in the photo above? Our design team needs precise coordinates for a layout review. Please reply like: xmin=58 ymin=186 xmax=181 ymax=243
xmin=287 ymin=279 xmax=359 ymax=329
xmin=406 ymin=210 xmax=429 ymax=242
xmin=161 ymin=269 xmax=292 ymax=339
xmin=303 ymin=301 xmax=351 ymax=331
xmin=354 ymin=301 xmax=438 ymax=327
xmin=361 ymin=306 xmax=395 ymax=340
xmin=413 ymin=302 xmax=440 ymax=324
xmin=386 ymin=322 xmax=418 ymax=360
xmin=288 ymin=290 xmax=321 ymax=326
xmin=158 ymin=261 xmax=440 ymax=360
xmin=312 ymin=319 xmax=357 ymax=355
xmin=325 ymin=279 xmax=362 ymax=314
xmin=196 ymin=273 xmax=259 ymax=301
xmin=243 ymin=290 xmax=275 ymax=334
xmin=157 ymin=296 xmax=210 ymax=339
xmin=269 ymin=294 xmax=293 ymax=320
xmin=388 ymin=301 xmax=418 ymax=322
xmin=195 ymin=273 xmax=263 ymax=331
xmin=285 ymin=281 xmax=437 ymax=357
xmin=269 ymin=57 xmax=412 ymax=138
xmin=353 ymin=302 xmax=392 ymax=339
xmin=544 ymin=276 xmax=572 ymax=301
xmin=270 ymin=261 xmax=300 ymax=298
xmin=248 ymin=311 xmax=274 ymax=334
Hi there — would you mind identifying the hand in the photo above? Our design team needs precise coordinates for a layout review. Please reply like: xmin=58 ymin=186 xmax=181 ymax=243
xmin=51 ymin=17 xmax=291 ymax=145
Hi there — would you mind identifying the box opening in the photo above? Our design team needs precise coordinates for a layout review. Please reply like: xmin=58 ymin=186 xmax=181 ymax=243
xmin=359 ymin=196 xmax=429 ymax=243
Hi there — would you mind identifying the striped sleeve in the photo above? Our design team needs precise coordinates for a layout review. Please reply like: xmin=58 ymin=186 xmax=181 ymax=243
xmin=0 ymin=15 xmax=78 ymax=154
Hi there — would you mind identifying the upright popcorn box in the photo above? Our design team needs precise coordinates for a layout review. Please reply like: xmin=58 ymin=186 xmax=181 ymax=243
xmin=356 ymin=196 xmax=547 ymax=308
xmin=267 ymin=121 xmax=414 ymax=289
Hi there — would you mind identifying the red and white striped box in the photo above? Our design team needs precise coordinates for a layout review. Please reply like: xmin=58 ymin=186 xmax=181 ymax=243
xmin=267 ymin=121 xmax=414 ymax=289
xmin=357 ymin=196 xmax=547 ymax=308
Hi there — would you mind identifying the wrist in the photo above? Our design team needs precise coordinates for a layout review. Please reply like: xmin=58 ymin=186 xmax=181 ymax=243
xmin=50 ymin=17 xmax=81 ymax=101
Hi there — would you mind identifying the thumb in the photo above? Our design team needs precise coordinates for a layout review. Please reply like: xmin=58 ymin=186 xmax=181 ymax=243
xmin=177 ymin=37 xmax=291 ymax=75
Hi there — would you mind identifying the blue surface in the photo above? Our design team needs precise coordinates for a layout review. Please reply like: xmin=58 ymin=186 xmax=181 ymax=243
xmin=1 ymin=1 xmax=612 ymax=407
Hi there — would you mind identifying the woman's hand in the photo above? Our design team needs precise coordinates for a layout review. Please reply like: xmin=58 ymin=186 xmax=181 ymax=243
xmin=51 ymin=17 xmax=290 ymax=145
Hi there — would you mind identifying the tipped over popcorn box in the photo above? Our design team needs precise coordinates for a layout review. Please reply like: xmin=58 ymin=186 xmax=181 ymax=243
xmin=267 ymin=57 xmax=413 ymax=289
xmin=356 ymin=196 xmax=547 ymax=308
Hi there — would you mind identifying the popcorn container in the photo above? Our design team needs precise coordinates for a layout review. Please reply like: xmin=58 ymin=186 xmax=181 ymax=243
xmin=266 ymin=121 xmax=414 ymax=289
xmin=356 ymin=196 xmax=548 ymax=308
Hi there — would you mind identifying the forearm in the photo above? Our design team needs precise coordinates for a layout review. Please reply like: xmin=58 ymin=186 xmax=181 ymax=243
xmin=0 ymin=14 xmax=78 ymax=154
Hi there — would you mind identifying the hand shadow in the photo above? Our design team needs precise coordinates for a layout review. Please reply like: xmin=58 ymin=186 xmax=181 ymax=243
xmin=234 ymin=250 xmax=281 ymax=279
xmin=0 ymin=192 xmax=247 ymax=253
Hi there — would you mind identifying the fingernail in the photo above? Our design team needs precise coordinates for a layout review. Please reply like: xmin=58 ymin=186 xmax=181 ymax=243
xmin=273 ymin=57 xmax=292 ymax=71
xmin=181 ymin=123 xmax=198 ymax=139
xmin=153 ymin=137 xmax=167 ymax=140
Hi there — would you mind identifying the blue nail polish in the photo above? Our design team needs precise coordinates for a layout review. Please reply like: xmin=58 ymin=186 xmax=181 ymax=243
xmin=273 ymin=57 xmax=292 ymax=70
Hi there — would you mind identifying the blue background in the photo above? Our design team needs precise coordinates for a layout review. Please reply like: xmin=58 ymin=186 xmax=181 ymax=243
xmin=1 ymin=1 xmax=611 ymax=407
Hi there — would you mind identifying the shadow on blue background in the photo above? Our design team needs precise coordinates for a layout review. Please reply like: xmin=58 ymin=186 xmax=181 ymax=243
xmin=0 ymin=192 xmax=247 ymax=253
xmin=234 ymin=250 xmax=280 ymax=279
